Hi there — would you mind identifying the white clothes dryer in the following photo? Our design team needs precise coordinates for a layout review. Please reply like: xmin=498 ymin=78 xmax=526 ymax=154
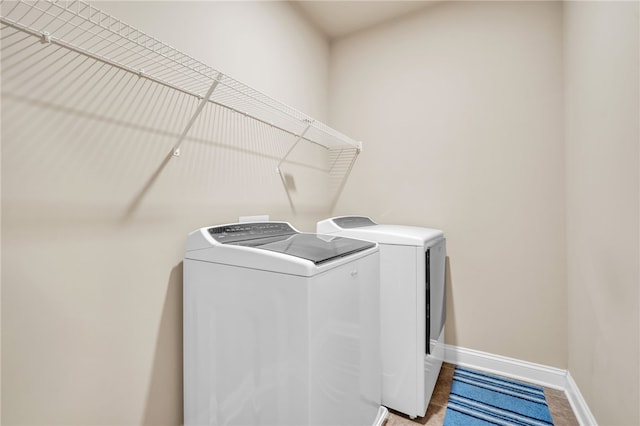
xmin=183 ymin=221 xmax=388 ymax=426
xmin=317 ymin=216 xmax=446 ymax=419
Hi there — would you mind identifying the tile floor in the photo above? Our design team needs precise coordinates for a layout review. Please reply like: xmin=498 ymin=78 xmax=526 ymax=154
xmin=383 ymin=362 xmax=580 ymax=426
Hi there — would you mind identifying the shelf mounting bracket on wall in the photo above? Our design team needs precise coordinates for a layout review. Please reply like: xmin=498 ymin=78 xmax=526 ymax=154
xmin=276 ymin=121 xmax=313 ymax=174
xmin=172 ymin=72 xmax=222 ymax=157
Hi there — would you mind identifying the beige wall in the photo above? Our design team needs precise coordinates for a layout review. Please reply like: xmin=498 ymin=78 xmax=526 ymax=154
xmin=564 ymin=1 xmax=640 ymax=424
xmin=1 ymin=1 xmax=331 ymax=424
xmin=98 ymin=1 xmax=329 ymax=121
xmin=330 ymin=1 xmax=567 ymax=368
xmin=3 ymin=1 xmax=639 ymax=425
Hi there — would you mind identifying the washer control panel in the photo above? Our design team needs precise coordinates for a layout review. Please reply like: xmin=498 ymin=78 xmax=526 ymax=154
xmin=208 ymin=222 xmax=296 ymax=244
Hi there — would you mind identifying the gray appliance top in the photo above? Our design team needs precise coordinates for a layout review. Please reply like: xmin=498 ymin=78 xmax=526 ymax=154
xmin=207 ymin=222 xmax=375 ymax=265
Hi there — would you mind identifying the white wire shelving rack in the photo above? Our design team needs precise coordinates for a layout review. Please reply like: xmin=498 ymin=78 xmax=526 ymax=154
xmin=0 ymin=0 xmax=363 ymax=161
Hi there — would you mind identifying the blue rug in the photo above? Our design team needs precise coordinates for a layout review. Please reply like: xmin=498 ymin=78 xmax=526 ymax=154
xmin=443 ymin=367 xmax=554 ymax=426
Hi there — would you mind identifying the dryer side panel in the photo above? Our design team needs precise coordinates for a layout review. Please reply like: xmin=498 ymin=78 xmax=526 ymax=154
xmin=422 ymin=238 xmax=447 ymax=416
xmin=428 ymin=238 xmax=447 ymax=350
xmin=378 ymin=244 xmax=420 ymax=417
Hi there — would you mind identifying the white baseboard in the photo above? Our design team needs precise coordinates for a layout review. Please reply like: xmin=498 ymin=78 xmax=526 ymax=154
xmin=443 ymin=344 xmax=597 ymax=426
xmin=565 ymin=371 xmax=599 ymax=426
xmin=444 ymin=344 xmax=567 ymax=389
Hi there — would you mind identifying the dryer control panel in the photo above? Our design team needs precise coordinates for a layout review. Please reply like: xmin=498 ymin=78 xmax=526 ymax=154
xmin=332 ymin=216 xmax=377 ymax=229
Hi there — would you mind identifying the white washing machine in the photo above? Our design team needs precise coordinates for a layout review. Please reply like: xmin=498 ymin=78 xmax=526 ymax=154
xmin=317 ymin=216 xmax=446 ymax=419
xmin=183 ymin=221 xmax=389 ymax=426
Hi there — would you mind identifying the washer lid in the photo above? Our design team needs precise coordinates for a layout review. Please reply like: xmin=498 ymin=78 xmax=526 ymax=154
xmin=208 ymin=222 xmax=375 ymax=265
xmin=235 ymin=233 xmax=375 ymax=265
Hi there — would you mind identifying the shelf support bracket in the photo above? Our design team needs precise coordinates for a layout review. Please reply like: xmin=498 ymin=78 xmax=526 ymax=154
xmin=275 ymin=121 xmax=313 ymax=173
xmin=172 ymin=72 xmax=222 ymax=157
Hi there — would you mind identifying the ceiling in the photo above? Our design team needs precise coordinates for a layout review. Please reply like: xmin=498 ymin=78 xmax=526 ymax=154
xmin=291 ymin=1 xmax=438 ymax=40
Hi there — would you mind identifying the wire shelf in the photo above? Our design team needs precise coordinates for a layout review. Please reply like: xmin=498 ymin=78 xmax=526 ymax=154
xmin=0 ymin=0 xmax=362 ymax=152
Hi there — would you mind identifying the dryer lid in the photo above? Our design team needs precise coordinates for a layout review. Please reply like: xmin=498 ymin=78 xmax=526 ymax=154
xmin=317 ymin=216 xmax=444 ymax=246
